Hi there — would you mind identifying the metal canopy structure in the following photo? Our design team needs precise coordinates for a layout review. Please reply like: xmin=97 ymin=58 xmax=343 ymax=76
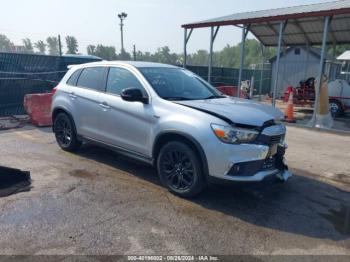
xmin=181 ymin=0 xmax=350 ymax=127
xmin=183 ymin=1 xmax=350 ymax=46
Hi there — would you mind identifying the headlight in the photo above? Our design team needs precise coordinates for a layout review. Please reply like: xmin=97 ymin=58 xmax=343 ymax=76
xmin=211 ymin=124 xmax=259 ymax=144
xmin=274 ymin=118 xmax=284 ymax=125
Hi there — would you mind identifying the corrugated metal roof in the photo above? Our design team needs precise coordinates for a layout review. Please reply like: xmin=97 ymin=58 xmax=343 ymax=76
xmin=183 ymin=0 xmax=350 ymax=27
xmin=182 ymin=0 xmax=350 ymax=46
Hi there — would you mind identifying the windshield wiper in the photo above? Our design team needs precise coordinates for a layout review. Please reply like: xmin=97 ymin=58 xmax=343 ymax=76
xmin=203 ymin=95 xmax=226 ymax=99
xmin=162 ymin=97 xmax=192 ymax=101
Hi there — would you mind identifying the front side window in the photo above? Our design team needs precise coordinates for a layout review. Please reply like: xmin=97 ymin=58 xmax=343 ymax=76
xmin=106 ymin=67 xmax=145 ymax=95
xmin=139 ymin=67 xmax=223 ymax=101
xmin=77 ymin=67 xmax=106 ymax=91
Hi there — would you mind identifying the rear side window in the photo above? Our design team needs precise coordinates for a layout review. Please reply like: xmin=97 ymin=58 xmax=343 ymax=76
xmin=66 ymin=69 xmax=82 ymax=86
xmin=106 ymin=67 xmax=145 ymax=95
xmin=77 ymin=67 xmax=106 ymax=92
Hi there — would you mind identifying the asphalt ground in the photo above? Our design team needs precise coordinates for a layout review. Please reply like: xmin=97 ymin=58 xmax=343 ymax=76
xmin=0 ymin=125 xmax=349 ymax=259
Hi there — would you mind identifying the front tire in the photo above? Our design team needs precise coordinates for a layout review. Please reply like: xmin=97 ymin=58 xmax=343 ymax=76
xmin=157 ymin=141 xmax=206 ymax=197
xmin=53 ymin=112 xmax=81 ymax=152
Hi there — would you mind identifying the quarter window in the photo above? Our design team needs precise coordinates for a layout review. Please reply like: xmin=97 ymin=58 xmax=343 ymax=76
xmin=106 ymin=67 xmax=145 ymax=95
xmin=77 ymin=67 xmax=106 ymax=91
xmin=66 ymin=69 xmax=82 ymax=86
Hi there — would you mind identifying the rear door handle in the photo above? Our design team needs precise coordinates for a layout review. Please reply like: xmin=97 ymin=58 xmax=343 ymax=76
xmin=99 ymin=102 xmax=110 ymax=109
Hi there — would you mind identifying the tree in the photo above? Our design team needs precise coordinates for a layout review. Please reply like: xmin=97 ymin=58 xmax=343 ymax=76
xmin=46 ymin=36 xmax=60 ymax=55
xmin=0 ymin=34 xmax=14 ymax=52
xmin=34 ymin=40 xmax=46 ymax=54
xmin=328 ymin=44 xmax=350 ymax=57
xmin=65 ymin=36 xmax=78 ymax=54
xmin=87 ymin=44 xmax=117 ymax=60
xmin=152 ymin=46 xmax=178 ymax=64
xmin=118 ymin=51 xmax=131 ymax=60
xmin=188 ymin=50 xmax=209 ymax=66
xmin=22 ymin=38 xmax=34 ymax=53
xmin=87 ymin=45 xmax=96 ymax=55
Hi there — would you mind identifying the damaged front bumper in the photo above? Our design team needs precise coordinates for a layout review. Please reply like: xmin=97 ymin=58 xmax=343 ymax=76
xmin=208 ymin=144 xmax=293 ymax=183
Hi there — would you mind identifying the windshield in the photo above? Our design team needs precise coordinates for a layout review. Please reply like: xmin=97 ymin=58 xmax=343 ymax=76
xmin=139 ymin=67 xmax=224 ymax=101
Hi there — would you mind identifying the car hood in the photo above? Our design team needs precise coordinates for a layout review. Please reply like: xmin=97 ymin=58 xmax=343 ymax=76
xmin=176 ymin=97 xmax=284 ymax=127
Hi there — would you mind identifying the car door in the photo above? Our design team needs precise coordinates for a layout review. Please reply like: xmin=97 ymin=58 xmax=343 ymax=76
xmin=70 ymin=66 xmax=107 ymax=139
xmin=98 ymin=66 xmax=154 ymax=157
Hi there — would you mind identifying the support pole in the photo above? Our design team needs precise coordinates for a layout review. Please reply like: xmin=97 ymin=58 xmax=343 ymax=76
xmin=272 ymin=21 xmax=285 ymax=107
xmin=58 ymin=34 xmax=62 ymax=57
xmin=183 ymin=28 xmax=187 ymax=68
xmin=120 ymin=20 xmax=124 ymax=53
xmin=310 ymin=16 xmax=331 ymax=127
xmin=304 ymin=43 xmax=310 ymax=80
xmin=259 ymin=43 xmax=265 ymax=101
xmin=208 ymin=26 xmax=214 ymax=83
xmin=183 ymin=28 xmax=193 ymax=69
xmin=133 ymin=44 xmax=136 ymax=61
xmin=237 ymin=25 xmax=249 ymax=97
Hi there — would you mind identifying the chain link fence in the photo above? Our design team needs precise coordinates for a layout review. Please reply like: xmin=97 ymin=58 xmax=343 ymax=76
xmin=186 ymin=65 xmax=272 ymax=96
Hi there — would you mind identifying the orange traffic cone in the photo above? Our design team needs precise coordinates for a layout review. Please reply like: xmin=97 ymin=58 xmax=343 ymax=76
xmin=284 ymin=91 xmax=296 ymax=123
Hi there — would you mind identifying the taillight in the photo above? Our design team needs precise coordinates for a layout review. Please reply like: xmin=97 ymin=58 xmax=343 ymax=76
xmin=52 ymin=87 xmax=58 ymax=94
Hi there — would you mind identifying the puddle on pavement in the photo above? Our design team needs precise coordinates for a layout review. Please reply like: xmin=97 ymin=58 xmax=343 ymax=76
xmin=69 ymin=169 xmax=97 ymax=179
xmin=0 ymin=166 xmax=31 ymax=197
xmin=320 ymin=205 xmax=350 ymax=236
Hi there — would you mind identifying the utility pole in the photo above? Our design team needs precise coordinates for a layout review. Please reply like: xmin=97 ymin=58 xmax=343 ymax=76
xmin=118 ymin=12 xmax=127 ymax=55
xmin=133 ymin=44 xmax=136 ymax=61
xmin=58 ymin=34 xmax=62 ymax=56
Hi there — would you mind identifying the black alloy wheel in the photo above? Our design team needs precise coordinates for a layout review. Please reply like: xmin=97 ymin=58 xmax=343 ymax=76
xmin=157 ymin=141 xmax=205 ymax=197
xmin=54 ymin=113 xmax=81 ymax=151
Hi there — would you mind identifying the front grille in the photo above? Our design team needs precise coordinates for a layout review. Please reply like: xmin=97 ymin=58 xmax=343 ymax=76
xmin=270 ymin=135 xmax=282 ymax=144
xmin=255 ymin=134 xmax=282 ymax=145
xmin=227 ymin=156 xmax=277 ymax=177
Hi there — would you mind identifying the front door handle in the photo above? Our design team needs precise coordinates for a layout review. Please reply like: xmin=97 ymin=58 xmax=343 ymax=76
xmin=99 ymin=102 xmax=110 ymax=109
xmin=69 ymin=92 xmax=77 ymax=99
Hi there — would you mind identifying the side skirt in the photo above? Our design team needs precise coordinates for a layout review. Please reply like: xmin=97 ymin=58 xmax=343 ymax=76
xmin=81 ymin=135 xmax=154 ymax=166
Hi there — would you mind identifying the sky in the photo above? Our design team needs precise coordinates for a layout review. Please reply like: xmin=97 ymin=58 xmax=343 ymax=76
xmin=0 ymin=0 xmax=333 ymax=54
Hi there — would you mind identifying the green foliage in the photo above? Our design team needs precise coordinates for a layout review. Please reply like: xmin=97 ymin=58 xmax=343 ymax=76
xmin=198 ymin=39 xmax=276 ymax=68
xmin=0 ymin=34 xmax=14 ymax=52
xmin=7 ymin=32 xmax=349 ymax=69
xmin=187 ymin=50 xmax=209 ymax=66
xmin=34 ymin=40 xmax=46 ymax=54
xmin=65 ymin=36 xmax=78 ymax=54
xmin=87 ymin=44 xmax=118 ymax=60
xmin=134 ymin=46 xmax=181 ymax=65
xmin=46 ymin=36 xmax=60 ymax=55
xmin=327 ymin=44 xmax=350 ymax=57
xmin=119 ymin=50 xmax=132 ymax=60
xmin=22 ymin=38 xmax=34 ymax=53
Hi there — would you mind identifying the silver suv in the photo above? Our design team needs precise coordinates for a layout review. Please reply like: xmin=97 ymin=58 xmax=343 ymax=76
xmin=52 ymin=61 xmax=292 ymax=197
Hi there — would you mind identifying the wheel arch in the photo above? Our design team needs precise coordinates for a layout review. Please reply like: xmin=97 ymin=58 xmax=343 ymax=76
xmin=152 ymin=131 xmax=209 ymax=178
xmin=52 ymin=107 xmax=78 ymax=135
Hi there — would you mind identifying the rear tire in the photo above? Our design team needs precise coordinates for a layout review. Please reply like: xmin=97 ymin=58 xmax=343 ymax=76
xmin=53 ymin=112 xmax=81 ymax=152
xmin=329 ymin=99 xmax=344 ymax=117
xmin=157 ymin=141 xmax=206 ymax=197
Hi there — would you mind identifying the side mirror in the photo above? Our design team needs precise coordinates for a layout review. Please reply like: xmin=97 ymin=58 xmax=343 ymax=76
xmin=121 ymin=88 xmax=148 ymax=104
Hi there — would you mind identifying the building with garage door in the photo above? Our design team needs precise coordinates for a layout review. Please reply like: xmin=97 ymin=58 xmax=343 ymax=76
xmin=270 ymin=46 xmax=341 ymax=98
